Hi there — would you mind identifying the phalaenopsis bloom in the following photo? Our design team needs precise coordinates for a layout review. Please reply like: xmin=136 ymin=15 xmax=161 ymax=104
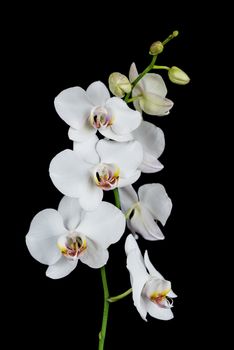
xmin=26 ymin=30 xmax=190 ymax=349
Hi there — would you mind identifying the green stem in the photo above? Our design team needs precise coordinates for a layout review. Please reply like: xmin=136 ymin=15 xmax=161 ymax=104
xmin=127 ymin=95 xmax=142 ymax=103
xmin=98 ymin=267 xmax=110 ymax=350
xmin=113 ymin=188 xmax=121 ymax=209
xmin=98 ymin=188 xmax=121 ymax=349
xmin=124 ymin=54 xmax=158 ymax=102
xmin=108 ymin=288 xmax=132 ymax=303
xmin=162 ymin=30 xmax=179 ymax=46
xmin=153 ymin=65 xmax=170 ymax=70
xmin=124 ymin=30 xmax=178 ymax=103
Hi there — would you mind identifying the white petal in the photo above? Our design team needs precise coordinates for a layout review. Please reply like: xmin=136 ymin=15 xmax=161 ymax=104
xmin=144 ymin=298 xmax=174 ymax=320
xmin=144 ymin=252 xmax=177 ymax=298
xmin=26 ymin=236 xmax=60 ymax=267
xmin=73 ymin=135 xmax=100 ymax=164
xmin=168 ymin=290 xmax=178 ymax=298
xmin=80 ymin=238 xmax=109 ymax=268
xmin=129 ymin=63 xmax=143 ymax=112
xmin=133 ymin=121 xmax=165 ymax=158
xmin=141 ymin=73 xmax=168 ymax=98
xmin=96 ymin=139 xmax=143 ymax=178
xmin=68 ymin=122 xmax=96 ymax=142
xmin=125 ymin=233 xmax=141 ymax=255
xmin=143 ymin=278 xmax=171 ymax=298
xmin=131 ymin=82 xmax=143 ymax=113
xmin=46 ymin=257 xmax=78 ymax=279
xmin=86 ymin=81 xmax=110 ymax=106
xmin=138 ymin=184 xmax=172 ymax=225
xmin=58 ymin=196 xmax=82 ymax=231
xmin=49 ymin=149 xmax=92 ymax=198
xmin=78 ymin=177 xmax=103 ymax=211
xmin=132 ymin=98 xmax=142 ymax=113
xmin=118 ymin=185 xmax=138 ymax=214
xmin=144 ymin=251 xmax=164 ymax=279
xmin=105 ymin=97 xmax=142 ymax=135
xmin=54 ymin=87 xmax=93 ymax=129
xmin=26 ymin=209 xmax=65 ymax=265
xmin=139 ymin=153 xmax=164 ymax=173
xmin=129 ymin=205 xmax=164 ymax=241
xmin=139 ymin=92 xmax=174 ymax=116
xmin=118 ymin=170 xmax=141 ymax=188
xmin=77 ymin=201 xmax=126 ymax=249
xmin=129 ymin=63 xmax=143 ymax=88
xmin=99 ymin=126 xmax=134 ymax=142
xmin=125 ymin=235 xmax=149 ymax=321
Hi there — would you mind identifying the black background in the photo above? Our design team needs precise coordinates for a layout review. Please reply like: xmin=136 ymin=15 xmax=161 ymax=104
xmin=6 ymin=4 xmax=209 ymax=349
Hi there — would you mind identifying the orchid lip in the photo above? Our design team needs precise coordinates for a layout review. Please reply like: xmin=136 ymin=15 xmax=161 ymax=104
xmin=93 ymin=163 xmax=120 ymax=190
xmin=89 ymin=106 xmax=113 ymax=129
xmin=142 ymin=277 xmax=173 ymax=309
xmin=57 ymin=233 xmax=87 ymax=260
xmin=150 ymin=289 xmax=173 ymax=309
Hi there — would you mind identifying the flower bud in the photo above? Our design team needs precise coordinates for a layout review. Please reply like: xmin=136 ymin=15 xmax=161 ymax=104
xmin=172 ymin=30 xmax=179 ymax=37
xmin=149 ymin=41 xmax=164 ymax=55
xmin=108 ymin=72 xmax=132 ymax=97
xmin=168 ymin=66 xmax=190 ymax=85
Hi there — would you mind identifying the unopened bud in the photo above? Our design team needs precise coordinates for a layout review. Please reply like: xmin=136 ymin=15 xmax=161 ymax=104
xmin=149 ymin=41 xmax=164 ymax=55
xmin=168 ymin=66 xmax=190 ymax=85
xmin=108 ymin=72 xmax=132 ymax=97
xmin=172 ymin=30 xmax=179 ymax=37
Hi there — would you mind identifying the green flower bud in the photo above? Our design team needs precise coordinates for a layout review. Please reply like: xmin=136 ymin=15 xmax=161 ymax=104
xmin=108 ymin=72 xmax=132 ymax=97
xmin=168 ymin=66 xmax=190 ymax=85
xmin=172 ymin=30 xmax=179 ymax=37
xmin=149 ymin=41 xmax=164 ymax=55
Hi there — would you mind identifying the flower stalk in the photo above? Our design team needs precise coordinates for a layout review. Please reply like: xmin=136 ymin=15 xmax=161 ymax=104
xmin=98 ymin=187 xmax=121 ymax=349
xmin=108 ymin=288 xmax=132 ymax=303
xmin=124 ymin=30 xmax=179 ymax=103
xmin=124 ymin=54 xmax=157 ymax=102
xmin=98 ymin=266 xmax=110 ymax=350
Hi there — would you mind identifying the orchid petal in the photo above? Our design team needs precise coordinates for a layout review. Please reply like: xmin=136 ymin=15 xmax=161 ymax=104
xmin=58 ymin=196 xmax=83 ymax=231
xmin=86 ymin=81 xmax=110 ymax=106
xmin=144 ymin=298 xmax=174 ymax=320
xmin=80 ymin=238 xmax=109 ymax=268
xmin=106 ymin=97 xmax=142 ymax=135
xmin=133 ymin=121 xmax=165 ymax=158
xmin=46 ymin=257 xmax=78 ymax=279
xmin=138 ymin=184 xmax=172 ymax=225
xmin=118 ymin=185 xmax=138 ymax=214
xmin=73 ymin=135 xmax=99 ymax=164
xmin=129 ymin=204 xmax=164 ymax=241
xmin=96 ymin=139 xmax=143 ymax=178
xmin=68 ymin=122 xmax=96 ymax=142
xmin=26 ymin=209 xmax=65 ymax=265
xmin=49 ymin=149 xmax=92 ymax=198
xmin=54 ymin=87 xmax=93 ymax=129
xmin=77 ymin=202 xmax=125 ymax=249
xmin=100 ymin=127 xmax=134 ymax=142
xmin=125 ymin=235 xmax=149 ymax=321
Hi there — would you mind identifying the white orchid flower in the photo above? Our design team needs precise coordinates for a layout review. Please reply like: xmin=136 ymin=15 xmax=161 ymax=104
xmin=132 ymin=121 xmax=165 ymax=173
xmin=54 ymin=81 xmax=142 ymax=142
xmin=119 ymin=184 xmax=172 ymax=241
xmin=49 ymin=136 xmax=143 ymax=210
xmin=129 ymin=63 xmax=173 ymax=116
xmin=26 ymin=196 xmax=126 ymax=279
xmin=125 ymin=234 xmax=177 ymax=321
